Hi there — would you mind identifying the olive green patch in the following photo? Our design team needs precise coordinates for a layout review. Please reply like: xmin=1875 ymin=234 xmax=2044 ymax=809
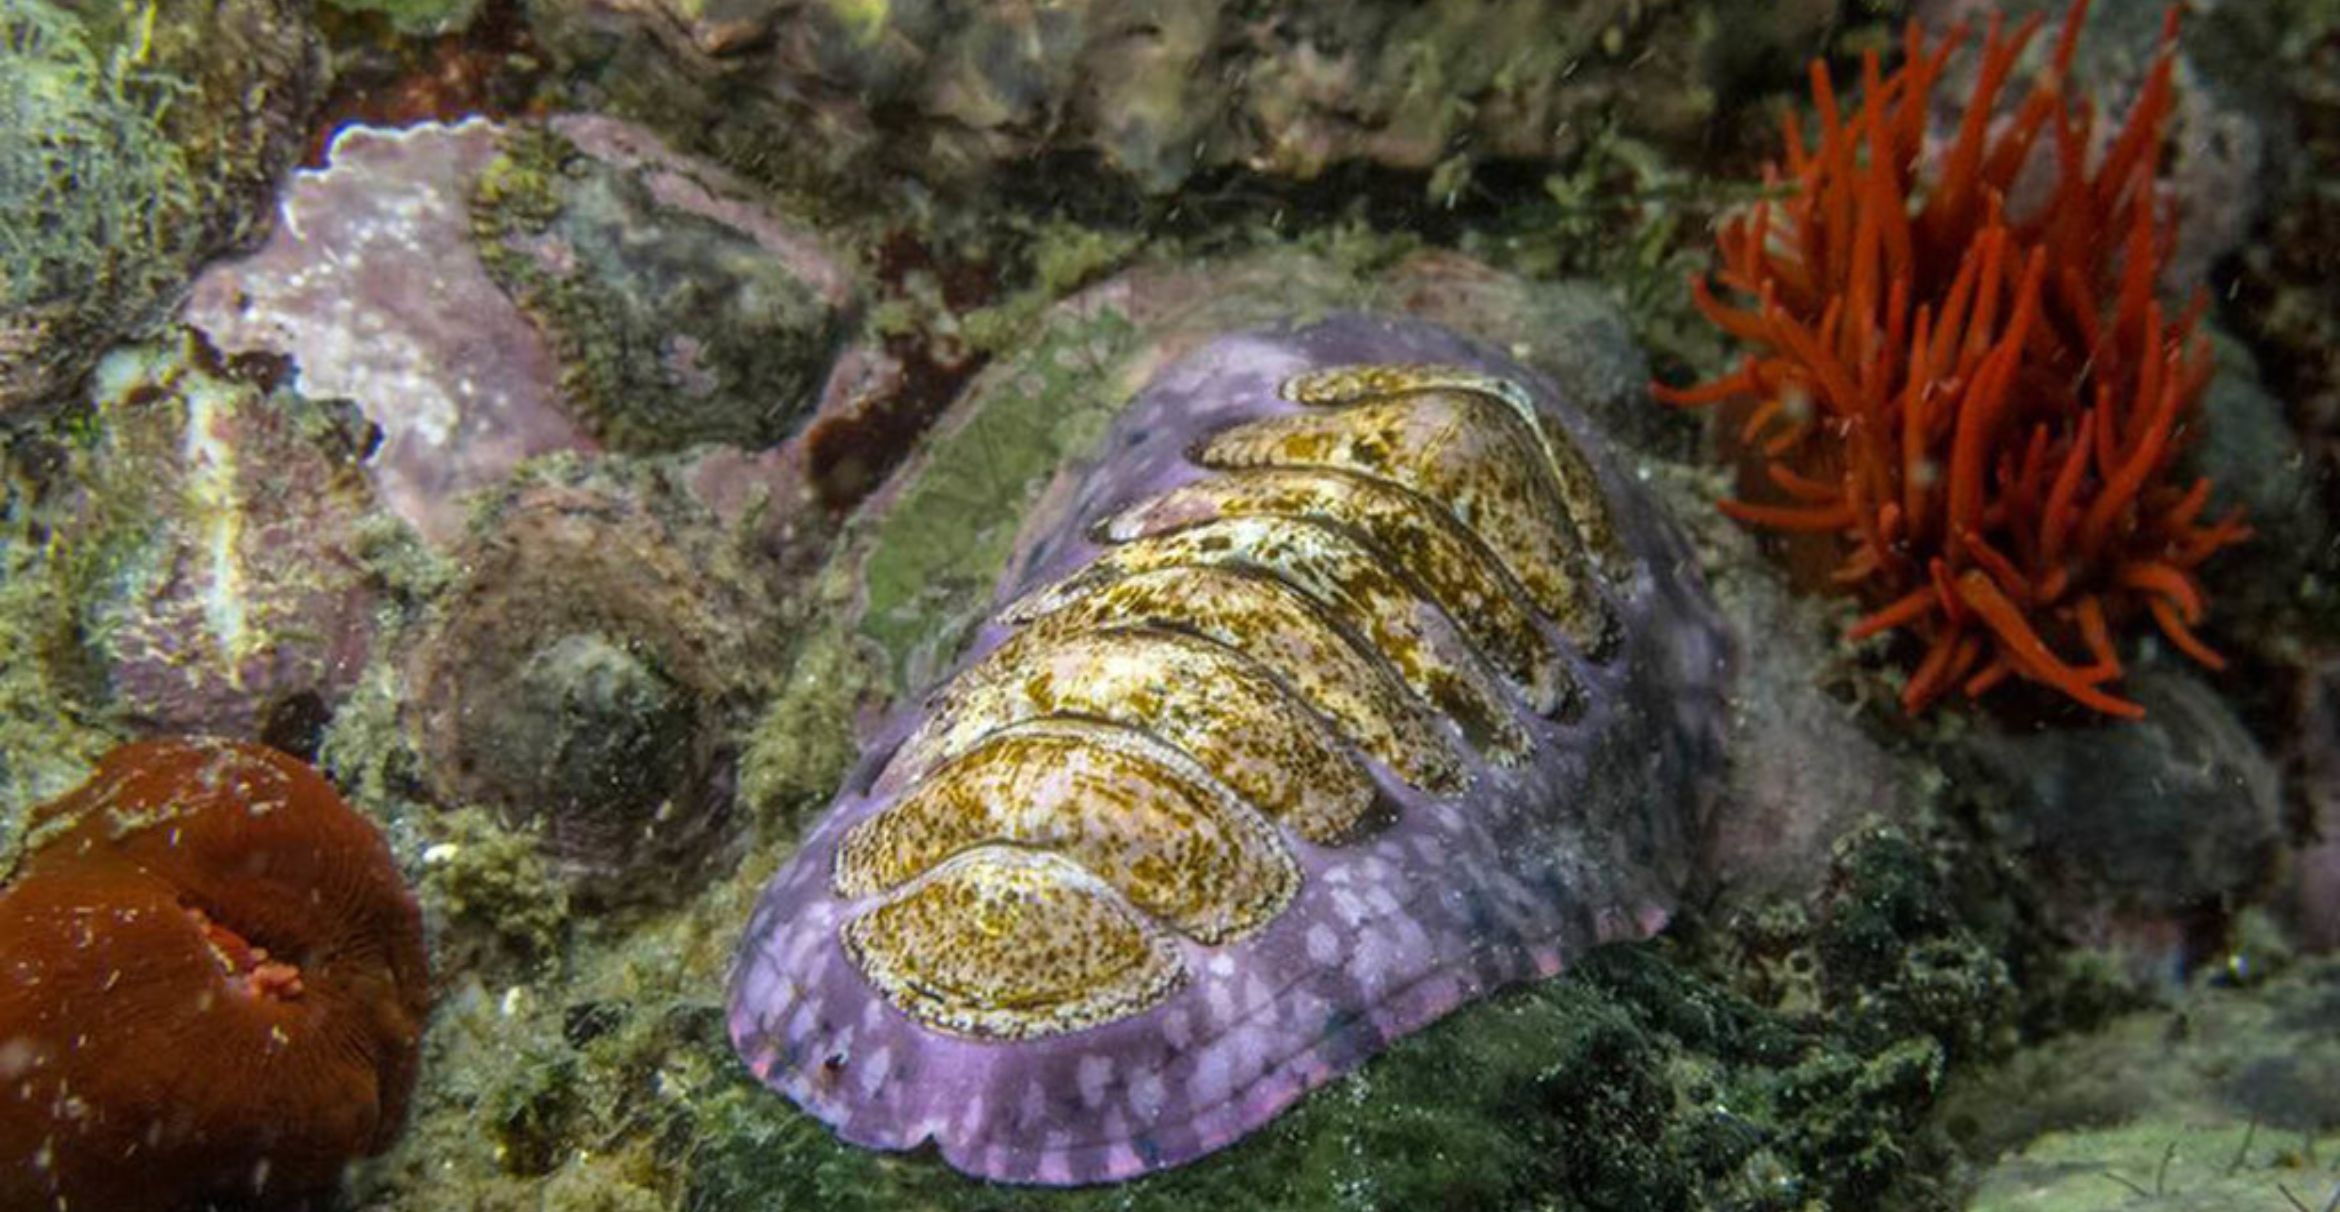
xmin=855 ymin=305 xmax=1142 ymax=682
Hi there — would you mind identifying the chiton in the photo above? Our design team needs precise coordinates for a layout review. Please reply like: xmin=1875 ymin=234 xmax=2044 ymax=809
xmin=729 ymin=312 xmax=1729 ymax=1184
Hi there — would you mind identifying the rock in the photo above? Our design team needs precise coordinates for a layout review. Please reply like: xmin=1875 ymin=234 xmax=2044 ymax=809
xmin=2284 ymin=653 xmax=2340 ymax=952
xmin=1954 ymin=667 xmax=2284 ymax=972
xmin=184 ymin=120 xmax=583 ymax=546
xmin=1946 ymin=958 xmax=2340 ymax=1212
xmin=532 ymin=0 xmax=1829 ymax=201
xmin=402 ymin=465 xmax=787 ymax=904
xmin=1688 ymin=520 xmax=1932 ymax=906
xmin=2186 ymin=330 xmax=2330 ymax=615
xmin=1916 ymin=0 xmax=2272 ymax=295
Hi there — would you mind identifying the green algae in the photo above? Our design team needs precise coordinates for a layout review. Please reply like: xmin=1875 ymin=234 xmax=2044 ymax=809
xmin=854 ymin=303 xmax=1143 ymax=684
xmin=955 ymin=220 xmax=1146 ymax=356
xmin=355 ymin=847 xmax=757 ymax=1211
xmin=417 ymin=806 xmax=573 ymax=968
xmin=0 ymin=531 xmax=114 ymax=859
xmin=0 ymin=0 xmax=202 ymax=321
xmin=321 ymin=0 xmax=478 ymax=36
xmin=0 ymin=413 xmax=114 ymax=827
xmin=1814 ymin=831 xmax=2018 ymax=1066
xmin=736 ymin=573 xmax=879 ymax=828
xmin=1 ymin=0 xmax=318 ymax=412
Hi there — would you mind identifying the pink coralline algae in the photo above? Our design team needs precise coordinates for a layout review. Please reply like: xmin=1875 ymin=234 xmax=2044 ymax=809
xmin=184 ymin=119 xmax=578 ymax=548
xmin=184 ymin=117 xmax=859 ymax=549
xmin=729 ymin=313 xmax=1729 ymax=1184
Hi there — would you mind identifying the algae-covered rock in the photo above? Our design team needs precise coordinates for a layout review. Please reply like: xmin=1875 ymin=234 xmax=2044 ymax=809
xmin=0 ymin=0 xmax=321 ymax=417
xmin=0 ymin=332 xmax=392 ymax=865
xmin=1949 ymin=959 xmax=2340 ymax=1212
xmin=472 ymin=115 xmax=857 ymax=455
xmin=0 ymin=480 xmax=114 ymax=836
xmin=402 ymin=463 xmax=789 ymax=906
xmin=532 ymin=0 xmax=1822 ymax=204
xmin=186 ymin=116 xmax=861 ymax=548
xmin=0 ymin=335 xmax=390 ymax=806
xmin=323 ymin=0 xmax=480 ymax=36
xmin=414 ymin=806 xmax=572 ymax=970
xmin=36 ymin=339 xmax=387 ymax=742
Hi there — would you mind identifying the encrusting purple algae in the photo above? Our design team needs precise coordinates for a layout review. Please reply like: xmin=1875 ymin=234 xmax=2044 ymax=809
xmin=728 ymin=311 xmax=1730 ymax=1184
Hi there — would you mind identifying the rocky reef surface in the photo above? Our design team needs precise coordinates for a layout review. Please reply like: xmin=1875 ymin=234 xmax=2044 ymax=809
xmin=0 ymin=0 xmax=322 ymax=418
xmin=0 ymin=1 xmax=2336 ymax=1210
xmin=530 ymin=0 xmax=1836 ymax=202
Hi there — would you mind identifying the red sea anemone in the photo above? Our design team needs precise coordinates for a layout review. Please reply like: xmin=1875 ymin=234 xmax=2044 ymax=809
xmin=0 ymin=738 xmax=430 ymax=1212
xmin=1653 ymin=0 xmax=2250 ymax=718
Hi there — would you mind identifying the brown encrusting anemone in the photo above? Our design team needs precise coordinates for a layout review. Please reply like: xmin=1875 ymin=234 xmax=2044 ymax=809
xmin=0 ymin=739 xmax=430 ymax=1212
xmin=1654 ymin=0 xmax=2249 ymax=717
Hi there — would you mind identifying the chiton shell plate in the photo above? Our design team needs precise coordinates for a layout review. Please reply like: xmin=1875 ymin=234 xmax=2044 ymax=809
xmin=730 ymin=312 xmax=1729 ymax=1184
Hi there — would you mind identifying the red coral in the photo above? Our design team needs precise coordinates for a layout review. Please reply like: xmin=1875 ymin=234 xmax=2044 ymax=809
xmin=0 ymin=739 xmax=430 ymax=1212
xmin=1654 ymin=0 xmax=2250 ymax=718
